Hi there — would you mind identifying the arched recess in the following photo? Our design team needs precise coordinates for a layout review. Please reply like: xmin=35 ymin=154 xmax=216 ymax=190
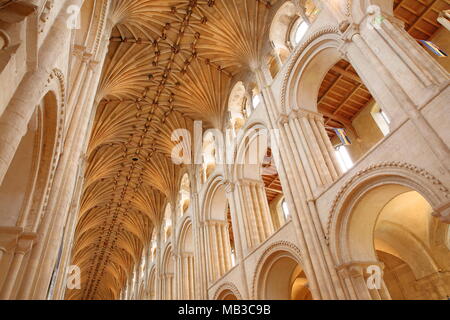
xmin=214 ymin=282 xmax=242 ymax=300
xmin=268 ymin=0 xmax=319 ymax=78
xmin=253 ymin=241 xmax=313 ymax=300
xmin=201 ymin=131 xmax=219 ymax=184
xmin=161 ymin=244 xmax=175 ymax=300
xmin=329 ymin=163 xmax=450 ymax=300
xmin=227 ymin=81 xmax=250 ymax=132
xmin=201 ymin=175 xmax=235 ymax=283
xmin=147 ymin=266 xmax=156 ymax=300
xmin=234 ymin=122 xmax=283 ymax=248
xmin=177 ymin=217 xmax=195 ymax=300
xmin=0 ymin=90 xmax=60 ymax=230
xmin=281 ymin=29 xmax=401 ymax=190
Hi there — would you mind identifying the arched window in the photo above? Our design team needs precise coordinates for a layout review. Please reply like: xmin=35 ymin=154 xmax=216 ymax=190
xmin=227 ymin=81 xmax=248 ymax=132
xmin=179 ymin=173 xmax=190 ymax=216
xmin=371 ymin=103 xmax=391 ymax=137
xmin=317 ymin=59 xmax=387 ymax=173
xmin=252 ymin=92 xmax=261 ymax=109
xmin=292 ymin=20 xmax=309 ymax=45
xmin=289 ymin=0 xmax=318 ymax=48
xmin=281 ymin=199 xmax=290 ymax=221
xmin=335 ymin=145 xmax=354 ymax=173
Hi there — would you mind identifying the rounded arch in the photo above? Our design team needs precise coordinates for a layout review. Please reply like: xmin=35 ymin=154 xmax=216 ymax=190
xmin=281 ymin=30 xmax=342 ymax=114
xmin=213 ymin=282 xmax=243 ymax=300
xmin=328 ymin=162 xmax=450 ymax=269
xmin=0 ymin=83 xmax=63 ymax=231
xmin=252 ymin=241 xmax=311 ymax=299
xmin=178 ymin=172 xmax=191 ymax=216
xmin=227 ymin=81 xmax=248 ymax=131
xmin=269 ymin=1 xmax=297 ymax=52
xmin=147 ymin=265 xmax=157 ymax=300
xmin=201 ymin=175 xmax=229 ymax=221
xmin=200 ymin=174 xmax=235 ymax=282
xmin=161 ymin=242 xmax=175 ymax=299
xmin=234 ymin=122 xmax=273 ymax=181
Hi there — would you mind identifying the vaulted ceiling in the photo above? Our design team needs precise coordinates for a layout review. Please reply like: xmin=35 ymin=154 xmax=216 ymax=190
xmin=68 ymin=0 xmax=278 ymax=300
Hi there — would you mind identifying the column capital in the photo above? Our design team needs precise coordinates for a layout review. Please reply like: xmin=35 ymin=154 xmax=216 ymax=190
xmin=277 ymin=114 xmax=289 ymax=126
xmin=15 ymin=232 xmax=37 ymax=255
xmin=236 ymin=178 xmax=264 ymax=188
xmin=0 ymin=226 xmax=23 ymax=253
xmin=223 ymin=180 xmax=235 ymax=194
xmin=340 ymin=23 xmax=360 ymax=42
xmin=295 ymin=109 xmax=322 ymax=121
xmin=336 ymin=261 xmax=385 ymax=278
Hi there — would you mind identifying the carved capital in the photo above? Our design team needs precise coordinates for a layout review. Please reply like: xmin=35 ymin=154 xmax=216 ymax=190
xmin=223 ymin=180 xmax=235 ymax=194
xmin=15 ymin=232 xmax=37 ymax=255
xmin=278 ymin=114 xmax=289 ymax=126
xmin=0 ymin=226 xmax=23 ymax=253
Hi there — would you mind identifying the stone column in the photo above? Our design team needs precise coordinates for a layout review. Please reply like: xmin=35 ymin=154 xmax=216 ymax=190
xmin=205 ymin=220 xmax=232 ymax=283
xmin=0 ymin=0 xmax=83 ymax=185
xmin=286 ymin=110 xmax=342 ymax=193
xmin=0 ymin=233 xmax=36 ymax=299
xmin=252 ymin=66 xmax=345 ymax=300
xmin=224 ymin=180 xmax=249 ymax=264
xmin=343 ymin=16 xmax=450 ymax=171
xmin=17 ymin=17 xmax=113 ymax=300
xmin=235 ymin=179 xmax=274 ymax=249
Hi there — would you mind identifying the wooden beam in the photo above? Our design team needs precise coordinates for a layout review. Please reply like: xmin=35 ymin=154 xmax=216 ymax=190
xmin=331 ymin=66 xmax=362 ymax=84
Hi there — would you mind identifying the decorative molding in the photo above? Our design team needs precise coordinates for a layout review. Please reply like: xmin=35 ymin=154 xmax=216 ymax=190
xmin=325 ymin=161 xmax=450 ymax=241
xmin=38 ymin=69 xmax=66 ymax=229
xmin=213 ymin=282 xmax=243 ymax=300
xmin=280 ymin=26 xmax=340 ymax=113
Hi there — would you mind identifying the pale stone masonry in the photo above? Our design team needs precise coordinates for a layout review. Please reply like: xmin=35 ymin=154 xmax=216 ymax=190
xmin=0 ymin=0 xmax=449 ymax=300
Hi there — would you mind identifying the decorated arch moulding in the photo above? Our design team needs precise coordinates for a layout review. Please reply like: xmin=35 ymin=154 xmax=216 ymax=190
xmin=279 ymin=26 xmax=341 ymax=115
xmin=326 ymin=161 xmax=450 ymax=243
xmin=35 ymin=68 xmax=66 ymax=231
xmin=91 ymin=0 xmax=111 ymax=58
xmin=251 ymin=240 xmax=303 ymax=299
xmin=213 ymin=282 xmax=243 ymax=300
xmin=161 ymin=241 xmax=173 ymax=263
